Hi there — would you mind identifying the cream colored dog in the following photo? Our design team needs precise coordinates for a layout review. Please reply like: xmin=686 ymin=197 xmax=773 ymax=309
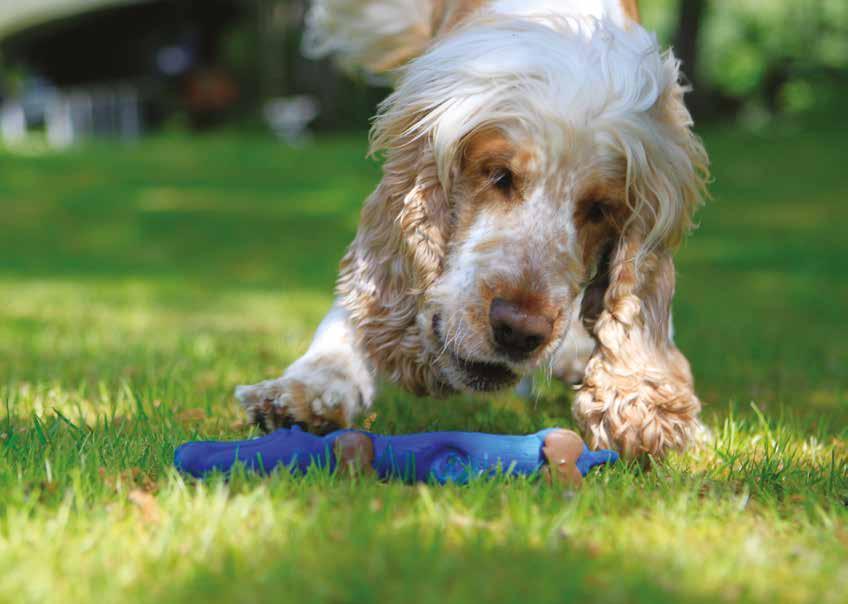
xmin=236 ymin=0 xmax=709 ymax=460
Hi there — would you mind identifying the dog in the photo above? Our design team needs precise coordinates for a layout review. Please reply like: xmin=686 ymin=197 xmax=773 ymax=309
xmin=235 ymin=0 xmax=710 ymax=460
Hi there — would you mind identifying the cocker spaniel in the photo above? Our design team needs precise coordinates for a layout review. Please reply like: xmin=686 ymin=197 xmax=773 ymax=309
xmin=236 ymin=0 xmax=710 ymax=459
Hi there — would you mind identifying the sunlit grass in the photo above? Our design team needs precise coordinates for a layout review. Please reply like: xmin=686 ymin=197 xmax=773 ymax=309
xmin=1 ymin=125 xmax=846 ymax=603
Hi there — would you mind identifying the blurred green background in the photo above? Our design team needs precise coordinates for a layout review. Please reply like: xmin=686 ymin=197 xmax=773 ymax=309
xmin=1 ymin=1 xmax=847 ymax=135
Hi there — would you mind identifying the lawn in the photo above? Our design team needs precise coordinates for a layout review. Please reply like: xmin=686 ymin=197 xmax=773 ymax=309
xmin=0 ymin=120 xmax=846 ymax=604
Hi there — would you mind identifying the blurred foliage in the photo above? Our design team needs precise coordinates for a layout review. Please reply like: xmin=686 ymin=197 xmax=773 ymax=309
xmin=642 ymin=0 xmax=848 ymax=119
xmin=702 ymin=1 xmax=846 ymax=96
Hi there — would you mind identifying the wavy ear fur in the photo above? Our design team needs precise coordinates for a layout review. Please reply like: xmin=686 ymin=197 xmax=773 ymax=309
xmin=573 ymin=65 xmax=709 ymax=460
xmin=336 ymin=131 xmax=451 ymax=395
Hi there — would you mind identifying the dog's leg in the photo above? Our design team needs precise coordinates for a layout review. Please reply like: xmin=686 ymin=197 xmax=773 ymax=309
xmin=236 ymin=302 xmax=376 ymax=434
xmin=572 ymin=244 xmax=704 ymax=460
xmin=550 ymin=318 xmax=596 ymax=386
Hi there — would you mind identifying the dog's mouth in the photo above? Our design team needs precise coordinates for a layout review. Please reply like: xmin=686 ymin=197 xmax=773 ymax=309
xmin=451 ymin=354 xmax=519 ymax=391
xmin=432 ymin=314 xmax=518 ymax=392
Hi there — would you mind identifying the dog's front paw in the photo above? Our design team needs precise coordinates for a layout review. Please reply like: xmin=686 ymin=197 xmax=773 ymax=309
xmin=573 ymin=389 xmax=703 ymax=461
xmin=235 ymin=355 xmax=367 ymax=434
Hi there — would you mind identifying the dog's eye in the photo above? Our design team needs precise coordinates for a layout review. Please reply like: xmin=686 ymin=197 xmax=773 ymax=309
xmin=586 ymin=201 xmax=608 ymax=224
xmin=490 ymin=168 xmax=514 ymax=193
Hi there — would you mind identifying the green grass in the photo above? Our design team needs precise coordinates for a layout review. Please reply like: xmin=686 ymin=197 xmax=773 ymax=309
xmin=1 ymin=121 xmax=846 ymax=604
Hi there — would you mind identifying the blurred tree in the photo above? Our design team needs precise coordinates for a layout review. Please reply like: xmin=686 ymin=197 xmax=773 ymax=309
xmin=701 ymin=0 xmax=848 ymax=120
xmin=671 ymin=0 xmax=706 ymax=114
xmin=254 ymin=0 xmax=291 ymax=101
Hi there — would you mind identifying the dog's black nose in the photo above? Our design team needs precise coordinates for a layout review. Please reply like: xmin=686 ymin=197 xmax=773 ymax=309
xmin=489 ymin=298 xmax=553 ymax=360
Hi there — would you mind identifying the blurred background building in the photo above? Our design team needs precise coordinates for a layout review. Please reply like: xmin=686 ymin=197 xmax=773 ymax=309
xmin=0 ymin=0 xmax=846 ymax=148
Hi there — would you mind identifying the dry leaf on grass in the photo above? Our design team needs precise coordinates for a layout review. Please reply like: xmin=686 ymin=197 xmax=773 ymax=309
xmin=128 ymin=489 xmax=161 ymax=524
xmin=176 ymin=408 xmax=207 ymax=425
xmin=98 ymin=467 xmax=158 ymax=494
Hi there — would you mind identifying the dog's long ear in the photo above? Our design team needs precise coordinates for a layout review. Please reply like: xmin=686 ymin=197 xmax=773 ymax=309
xmin=573 ymin=59 xmax=709 ymax=460
xmin=336 ymin=115 xmax=451 ymax=394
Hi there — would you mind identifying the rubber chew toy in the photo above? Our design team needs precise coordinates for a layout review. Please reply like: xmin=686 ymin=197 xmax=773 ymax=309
xmin=175 ymin=427 xmax=618 ymax=486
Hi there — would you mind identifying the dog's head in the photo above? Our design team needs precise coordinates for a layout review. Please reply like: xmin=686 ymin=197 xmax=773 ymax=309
xmin=340 ymin=16 xmax=708 ymax=395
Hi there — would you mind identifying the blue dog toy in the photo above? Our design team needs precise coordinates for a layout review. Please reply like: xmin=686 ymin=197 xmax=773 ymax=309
xmin=174 ymin=427 xmax=618 ymax=486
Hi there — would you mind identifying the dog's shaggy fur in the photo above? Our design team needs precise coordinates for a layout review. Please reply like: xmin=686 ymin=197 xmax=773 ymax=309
xmin=236 ymin=0 xmax=710 ymax=460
